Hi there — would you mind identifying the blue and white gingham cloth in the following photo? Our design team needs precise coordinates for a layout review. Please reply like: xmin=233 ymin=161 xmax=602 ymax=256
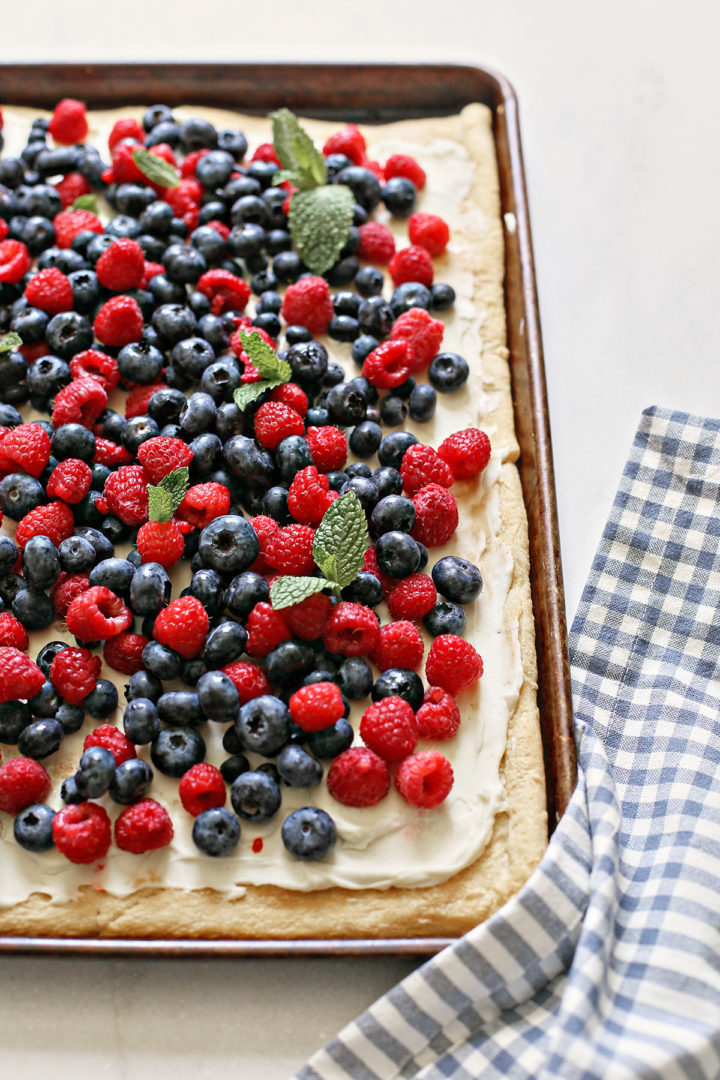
xmin=296 ymin=406 xmax=720 ymax=1080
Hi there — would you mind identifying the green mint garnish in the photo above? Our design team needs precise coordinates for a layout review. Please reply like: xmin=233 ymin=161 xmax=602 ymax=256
xmin=270 ymin=575 xmax=333 ymax=610
xmin=0 ymin=332 xmax=22 ymax=355
xmin=72 ymin=193 xmax=97 ymax=213
xmin=232 ymin=330 xmax=291 ymax=412
xmin=132 ymin=148 xmax=180 ymax=190
xmin=271 ymin=108 xmax=327 ymax=190
xmin=147 ymin=467 xmax=189 ymax=523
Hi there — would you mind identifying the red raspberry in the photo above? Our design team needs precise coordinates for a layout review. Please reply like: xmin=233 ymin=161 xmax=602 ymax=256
xmin=18 ymin=342 xmax=49 ymax=363
xmin=289 ymin=681 xmax=344 ymax=732
xmin=0 ymin=422 xmax=51 ymax=477
xmin=52 ymin=376 xmax=108 ymax=429
xmin=108 ymin=117 xmax=144 ymax=151
xmin=53 ymin=208 xmax=104 ymax=249
xmin=305 ymin=426 xmax=348 ymax=473
xmin=0 ymin=612 xmax=29 ymax=651
xmin=425 ymin=635 xmax=483 ymax=696
xmin=16 ymin=501 xmax=74 ymax=549
xmin=181 ymin=148 xmax=210 ymax=178
xmin=411 ymin=484 xmax=459 ymax=547
xmin=137 ymin=435 xmax=194 ymax=484
xmin=247 ymin=514 xmax=279 ymax=574
xmin=266 ymin=382 xmax=306 ymax=418
xmin=362 ymin=340 xmax=415 ymax=389
xmin=140 ymin=260 xmax=166 ymax=288
xmin=408 ymin=212 xmax=450 ymax=256
xmin=416 ymin=686 xmax=461 ymax=740
xmin=197 ymin=269 xmax=251 ymax=316
xmin=360 ymin=696 xmax=418 ymax=762
xmin=153 ymin=596 xmax=209 ymax=659
xmin=204 ymin=220 xmax=230 ymax=240
xmin=103 ymin=465 xmax=149 ymax=526
xmin=178 ymin=764 xmax=226 ymax=817
xmin=45 ymin=458 xmax=92 ymax=503
xmin=0 ymin=758 xmax=51 ymax=815
xmin=0 ymin=647 xmax=45 ymax=703
xmin=84 ymin=724 xmax=136 ymax=766
xmin=356 ymin=221 xmax=396 ymax=264
xmin=163 ymin=177 xmax=201 ymax=216
xmin=103 ymin=632 xmax=149 ymax=675
xmin=322 ymin=124 xmax=366 ymax=165
xmin=124 ymin=382 xmax=166 ymax=419
xmin=52 ymin=171 xmax=91 ymax=209
xmin=0 ymin=239 xmax=31 ymax=283
xmin=222 ymin=660 xmax=272 ymax=704
xmin=245 ymin=601 xmax=291 ymax=658
xmin=0 ymin=219 xmax=7 ymax=242
xmin=250 ymin=142 xmax=279 ymax=164
xmin=66 ymin=586 xmax=132 ymax=642
xmin=287 ymin=465 xmax=335 ymax=525
xmin=176 ymin=482 xmax=231 ymax=529
xmin=322 ymin=602 xmax=380 ymax=658
xmin=49 ymin=572 xmax=90 ymax=616
xmin=265 ymin=524 xmax=316 ymax=576
xmin=388 ymin=245 xmax=434 ymax=287
xmin=281 ymin=276 xmax=334 ymax=337
xmin=395 ymin=750 xmax=453 ymax=809
xmin=230 ymin=323 xmax=276 ymax=367
xmin=387 ymin=573 xmax=437 ymax=621
xmin=327 ymin=747 xmax=390 ymax=807
xmin=401 ymin=443 xmax=454 ymax=495
xmin=53 ymin=802 xmax=112 ymax=864
xmin=49 ymin=646 xmax=101 ymax=705
xmin=384 ymin=153 xmax=426 ymax=190
xmin=437 ymin=428 xmax=492 ymax=481
xmin=95 ymin=238 xmax=146 ymax=291
xmin=24 ymin=267 xmax=74 ymax=314
xmin=282 ymin=591 xmax=333 ymax=641
xmin=254 ymin=400 xmax=305 ymax=451
xmin=390 ymin=307 xmax=445 ymax=371
xmin=70 ymin=349 xmax=120 ymax=392
xmin=93 ymin=294 xmax=144 ymax=347
xmin=362 ymin=545 xmax=395 ymax=599
xmin=115 ymin=798 xmax=174 ymax=854
xmin=93 ymin=437 xmax=133 ymax=468
xmin=136 ymin=519 xmax=186 ymax=569
xmin=373 ymin=621 xmax=424 ymax=673
xmin=48 ymin=98 xmax=88 ymax=144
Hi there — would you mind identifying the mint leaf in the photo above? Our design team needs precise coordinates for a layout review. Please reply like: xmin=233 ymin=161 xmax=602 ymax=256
xmin=132 ymin=148 xmax=180 ymax=189
xmin=312 ymin=491 xmax=368 ymax=589
xmin=0 ymin=332 xmax=22 ymax=354
xmin=148 ymin=467 xmax=189 ymax=522
xmin=291 ymin=132 xmax=327 ymax=187
xmin=233 ymin=379 xmax=285 ymax=412
xmin=271 ymin=108 xmax=305 ymax=171
xmin=288 ymin=185 xmax=354 ymax=275
xmin=271 ymin=109 xmax=326 ymax=184
xmin=147 ymin=486 xmax=174 ymax=523
xmin=270 ymin=575 xmax=336 ymax=610
xmin=72 ymin=193 xmax=97 ymax=212
xmin=238 ymin=330 xmax=291 ymax=382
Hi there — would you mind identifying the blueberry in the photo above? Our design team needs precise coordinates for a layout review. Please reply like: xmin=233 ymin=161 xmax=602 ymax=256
xmin=151 ymin=727 xmax=206 ymax=777
xmin=13 ymin=804 xmax=56 ymax=852
xmin=188 ymin=433 xmax=222 ymax=476
xmin=17 ymin=717 xmax=63 ymax=759
xmin=430 ymin=282 xmax=456 ymax=310
xmin=336 ymin=656 xmax=374 ymax=700
xmin=372 ymin=466 xmax=403 ymax=499
xmin=274 ymin=435 xmax=313 ymax=485
xmin=203 ymin=620 xmax=247 ymax=667
xmin=281 ymin=807 xmax=336 ymax=861
xmin=125 ymin=670 xmax=163 ymax=704
xmin=341 ymin=572 xmax=383 ymax=609
xmin=261 ymin=485 xmax=292 ymax=525
xmin=334 ymin=166 xmax=381 ymax=211
xmin=0 ymin=473 xmax=45 ymax=520
xmin=263 ymin=640 xmax=317 ymax=690
xmin=390 ymin=281 xmax=432 ymax=317
xmin=428 ymin=351 xmax=469 ymax=392
xmin=60 ymin=775 xmax=84 ymax=804
xmin=408 ymin=383 xmax=437 ymax=422
xmin=372 ymin=668 xmax=424 ymax=711
xmin=379 ymin=396 xmax=407 ymax=427
xmin=117 ymin=340 xmax=165 ymax=384
xmin=28 ymin=680 xmax=63 ymax=718
xmin=423 ymin=601 xmax=467 ymax=637
xmin=142 ymin=640 xmax=183 ymax=681
xmin=130 ymin=562 xmax=171 ymax=615
xmin=84 ymin=679 xmax=118 ymax=719
xmin=235 ymin=694 xmax=290 ymax=756
xmin=196 ymin=670 xmax=240 ymax=724
xmin=230 ymin=769 xmax=281 ymax=822
xmin=192 ymin=807 xmax=241 ymax=856
xmin=74 ymin=525 xmax=114 ymax=563
xmin=370 ymin=494 xmax=416 ymax=538
xmin=285 ymin=324 xmax=313 ymax=346
xmin=226 ymin=222 xmax=265 ymax=259
xmin=305 ymin=718 xmax=354 ymax=760
xmin=110 ymin=759 xmax=154 ymax=805
xmin=432 ymin=555 xmax=483 ymax=604
xmin=58 ymin=535 xmax=96 ymax=573
xmin=224 ymin=435 xmax=277 ymax=489
xmin=12 ymin=587 xmax=54 ymax=631
xmin=377 ymin=430 xmax=418 ymax=471
xmin=89 ymin=557 xmax=136 ymax=597
xmin=0 ymin=700 xmax=31 ymax=743
xmin=157 ymin=691 xmax=202 ymax=727
xmin=180 ymin=656 xmax=209 ymax=687
xmin=217 ymin=128 xmax=248 ymax=160
xmin=45 ymin=310 xmax=93 ymax=358
xmin=348 ymin=420 xmax=382 ymax=459
xmin=56 ymin=704 xmax=85 ymax=734
xmin=276 ymin=745 xmax=323 ymax=788
xmin=21 ymin=535 xmax=60 ymax=590
xmin=286 ymin=340 xmax=328 ymax=391
xmin=357 ymin=296 xmax=393 ymax=338
xmin=375 ymin=531 xmax=422 ymax=578
xmin=35 ymin=640 xmax=67 ymax=677
xmin=198 ymin=514 xmax=260 ymax=575
xmin=0 ymin=536 xmax=18 ymax=575
xmin=75 ymin=746 xmax=116 ymax=799
xmin=382 ymin=176 xmax=417 ymax=217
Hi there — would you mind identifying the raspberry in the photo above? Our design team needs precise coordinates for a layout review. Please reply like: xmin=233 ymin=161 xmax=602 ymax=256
xmin=65 ymin=586 xmax=132 ymax=642
xmin=416 ymin=686 xmax=461 ymax=740
xmin=163 ymin=177 xmax=202 ymax=216
xmin=322 ymin=124 xmax=366 ymax=165
xmin=360 ymin=696 xmax=418 ymax=762
xmin=437 ymin=428 xmax=492 ymax=481
xmin=24 ymin=267 xmax=74 ymax=314
xmin=52 ymin=376 xmax=108 ymax=429
xmin=0 ymin=239 xmax=31 ymax=283
xmin=0 ymin=612 xmax=29 ymax=651
xmin=247 ymin=514 xmax=279 ymax=574
xmin=395 ymin=750 xmax=453 ymax=809
xmin=53 ymin=172 xmax=92 ymax=209
xmin=221 ymin=659 xmax=272 ymax=704
xmin=282 ymin=591 xmax=333 ymax=641
xmin=53 ymin=801 xmax=112 ymax=864
xmin=390 ymin=307 xmax=445 ymax=371
xmin=362 ymin=545 xmax=395 ymax=599
xmin=115 ymin=799 xmax=174 ymax=854
xmin=84 ymin=724 xmax=136 ymax=766
xmin=93 ymin=437 xmax=133 ymax=468
xmin=178 ymin=764 xmax=227 ymax=817
xmin=269 ymin=381 xmax=308 ymax=417
xmin=245 ymin=601 xmax=291 ymax=658
xmin=0 ymin=647 xmax=45 ymax=703
xmin=48 ymin=98 xmax=88 ymax=145
xmin=254 ymin=400 xmax=305 ymax=451
xmin=93 ymin=294 xmax=144 ymax=347
xmin=95 ymin=238 xmax=146 ymax=291
xmin=103 ymin=465 xmax=149 ymax=526
xmin=322 ymin=602 xmax=380 ymax=658
xmin=305 ymin=425 xmax=348 ymax=473
xmin=103 ymin=632 xmax=149 ymax=675
xmin=176 ymin=482 xmax=231 ymax=529
xmin=388 ymin=245 xmax=435 ymax=288
xmin=411 ymin=484 xmax=459 ymax=547
xmin=140 ymin=260 xmax=165 ymax=288
xmin=49 ymin=572 xmax=90 ymax=616
xmin=204 ymin=220 xmax=230 ymax=241
xmin=136 ymin=435 xmax=194 ymax=484
xmin=250 ymin=143 xmax=280 ymax=164
xmin=70 ymin=349 xmax=120 ymax=392
xmin=197 ymin=269 xmax=251 ymax=316
xmin=373 ymin=621 xmax=425 ymax=673
xmin=400 ymin=443 xmax=454 ymax=495
xmin=289 ymin=681 xmax=345 ymax=732
xmin=0 ymin=422 xmax=51 ymax=477
xmin=327 ymin=747 xmax=390 ymax=808
xmin=53 ymin=208 xmax=104 ymax=249
xmin=408 ymin=212 xmax=450 ymax=256
xmin=153 ymin=596 xmax=209 ymax=659
xmin=281 ymin=276 xmax=334 ymax=337
xmin=16 ymin=501 xmax=74 ymax=549
xmin=49 ymin=646 xmax=101 ymax=705
xmin=230 ymin=323 xmax=276 ymax=367
xmin=45 ymin=458 xmax=93 ymax=503
xmin=356 ymin=221 xmax=396 ymax=264
xmin=0 ymin=758 xmax=51 ymax=815
xmin=265 ymin=523 xmax=316 ymax=576
xmin=124 ymin=382 xmax=166 ymax=419
xmin=108 ymin=116 xmax=144 ymax=151
xmin=181 ymin=149 xmax=210 ymax=178
xmin=425 ymin=634 xmax=483 ymax=696
xmin=362 ymin=340 xmax=414 ymax=389
xmin=0 ymin=219 xmax=7 ymax=242
xmin=136 ymin=519 xmax=186 ymax=569
xmin=384 ymin=153 xmax=427 ymax=191
xmin=287 ymin=465 xmax=335 ymax=525
xmin=387 ymin=573 xmax=437 ymax=621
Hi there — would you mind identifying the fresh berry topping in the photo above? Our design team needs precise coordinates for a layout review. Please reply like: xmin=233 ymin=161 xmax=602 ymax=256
xmin=373 ymin=620 xmax=424 ymax=672
xmin=387 ymin=572 xmax=437 ymax=621
xmin=124 ymin=382 xmax=166 ymax=419
xmin=52 ymin=802 xmax=112 ymax=864
xmin=108 ymin=116 xmax=144 ymax=151
xmin=93 ymin=294 xmax=145 ymax=347
xmin=289 ymin=681 xmax=345 ymax=732
xmin=103 ymin=632 xmax=149 ymax=675
xmin=48 ymin=98 xmax=88 ymax=144
xmin=65 ymin=585 xmax=132 ymax=642
xmin=390 ymin=307 xmax=445 ymax=371
xmin=221 ymin=660 xmax=272 ymax=704
xmin=362 ymin=340 xmax=414 ymax=389
xmin=0 ymin=239 xmax=31 ymax=283
xmin=416 ymin=686 xmax=461 ymax=740
xmin=322 ymin=602 xmax=380 ymax=658
xmin=178 ymin=763 xmax=227 ymax=817
xmin=359 ymin=695 xmax=418 ymax=762
xmin=0 ymin=423 xmax=51 ymax=477
xmin=265 ymin=524 xmax=316 ymax=576
xmin=245 ymin=601 xmax=291 ymax=658
xmin=84 ymin=724 xmax=137 ymax=766
xmin=93 ymin=438 xmax=132 ymax=468
xmin=24 ymin=267 xmax=74 ymax=314
xmin=197 ymin=269 xmax=251 ymax=315
xmin=45 ymin=458 xmax=93 ymax=503
xmin=269 ymin=381 xmax=308 ymax=417
xmin=437 ymin=428 xmax=492 ymax=480
xmin=52 ymin=377 xmax=108 ymax=429
xmin=254 ymin=401 xmax=305 ymax=451
xmin=408 ymin=212 xmax=450 ymax=256
xmin=287 ymin=465 xmax=335 ymax=525
xmin=137 ymin=436 xmax=194 ymax=484
xmin=16 ymin=501 xmax=74 ymax=550
xmin=411 ymin=483 xmax=459 ymax=547
xmin=115 ymin=798 xmax=174 ymax=853
xmin=103 ymin=465 xmax=149 ymax=526
xmin=282 ymin=591 xmax=333 ymax=641
xmin=136 ymin=519 xmax=186 ymax=569
xmin=281 ymin=806 xmax=336 ymax=861
xmin=384 ymin=153 xmax=426 ymax=190
xmin=327 ymin=747 xmax=390 ymax=807
xmin=53 ymin=208 xmax=104 ymax=249
xmin=322 ymin=124 xmax=366 ymax=164
xmin=0 ymin=613 xmax=29 ymax=651
xmin=49 ymin=646 xmax=101 ymax=705
xmin=247 ymin=514 xmax=280 ymax=574
xmin=395 ymin=750 xmax=453 ymax=808
xmin=425 ymin=634 xmax=483 ymax=696
xmin=50 ymin=572 xmax=90 ymax=617
xmin=400 ymin=443 xmax=454 ymax=495
xmin=53 ymin=171 xmax=92 ymax=209
xmin=388 ymin=245 xmax=434 ymax=287
xmin=305 ymin=425 xmax=348 ymax=473
xmin=0 ymin=758 xmax=51 ymax=815
xmin=356 ymin=221 xmax=396 ymax=264
xmin=96 ymin=238 xmax=146 ymax=291
xmin=152 ymin=595 xmax=209 ymax=659
xmin=281 ymin=276 xmax=334 ymax=337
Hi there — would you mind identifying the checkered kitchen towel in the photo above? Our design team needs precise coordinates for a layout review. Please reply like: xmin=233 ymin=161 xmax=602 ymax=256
xmin=296 ymin=406 xmax=720 ymax=1080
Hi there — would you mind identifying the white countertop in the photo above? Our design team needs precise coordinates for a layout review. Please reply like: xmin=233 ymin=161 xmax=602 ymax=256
xmin=3 ymin=1 xmax=720 ymax=1076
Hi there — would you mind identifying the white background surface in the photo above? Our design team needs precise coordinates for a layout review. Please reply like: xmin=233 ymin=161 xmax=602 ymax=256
xmin=2 ymin=1 xmax=720 ymax=1076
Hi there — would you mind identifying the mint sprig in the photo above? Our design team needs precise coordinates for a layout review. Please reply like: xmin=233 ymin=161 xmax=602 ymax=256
xmin=270 ymin=492 xmax=368 ymax=609
xmin=233 ymin=330 xmax=291 ymax=412
xmin=132 ymin=148 xmax=180 ymax=190
xmin=147 ymin=467 xmax=189 ymax=523
xmin=0 ymin=332 xmax=22 ymax=355
xmin=72 ymin=193 xmax=97 ymax=213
